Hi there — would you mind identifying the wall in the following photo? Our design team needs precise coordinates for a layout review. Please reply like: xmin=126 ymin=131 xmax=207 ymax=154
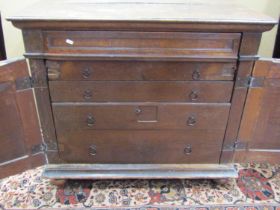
xmin=0 ymin=0 xmax=39 ymax=59
xmin=236 ymin=0 xmax=280 ymax=58
xmin=0 ymin=0 xmax=279 ymax=58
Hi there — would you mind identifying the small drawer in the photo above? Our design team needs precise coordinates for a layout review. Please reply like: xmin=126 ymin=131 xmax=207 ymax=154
xmin=46 ymin=60 xmax=237 ymax=81
xmin=52 ymin=103 xmax=230 ymax=131
xmin=57 ymin=130 xmax=224 ymax=164
xmin=49 ymin=81 xmax=233 ymax=103
xmin=43 ymin=31 xmax=241 ymax=59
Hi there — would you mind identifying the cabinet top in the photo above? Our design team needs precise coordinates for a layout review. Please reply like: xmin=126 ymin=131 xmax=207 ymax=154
xmin=8 ymin=0 xmax=277 ymax=32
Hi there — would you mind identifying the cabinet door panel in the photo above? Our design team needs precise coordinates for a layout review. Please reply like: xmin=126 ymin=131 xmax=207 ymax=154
xmin=236 ymin=59 xmax=280 ymax=163
xmin=0 ymin=59 xmax=45 ymax=179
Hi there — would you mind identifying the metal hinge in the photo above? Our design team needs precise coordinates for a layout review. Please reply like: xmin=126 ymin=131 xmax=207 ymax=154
xmin=31 ymin=143 xmax=48 ymax=155
xmin=236 ymin=76 xmax=264 ymax=88
xmin=15 ymin=76 xmax=34 ymax=90
xmin=223 ymin=140 xmax=248 ymax=151
xmin=249 ymin=76 xmax=265 ymax=88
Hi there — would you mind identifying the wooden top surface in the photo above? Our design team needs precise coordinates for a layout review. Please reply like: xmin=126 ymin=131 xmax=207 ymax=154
xmin=8 ymin=0 xmax=276 ymax=24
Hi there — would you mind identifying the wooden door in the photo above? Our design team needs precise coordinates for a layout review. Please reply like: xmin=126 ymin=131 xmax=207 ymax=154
xmin=0 ymin=58 xmax=45 ymax=179
xmin=235 ymin=59 xmax=280 ymax=164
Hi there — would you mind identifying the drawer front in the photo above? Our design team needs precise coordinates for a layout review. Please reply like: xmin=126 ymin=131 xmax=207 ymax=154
xmin=57 ymin=130 xmax=224 ymax=164
xmin=49 ymin=81 xmax=233 ymax=103
xmin=47 ymin=60 xmax=236 ymax=81
xmin=43 ymin=31 xmax=241 ymax=59
xmin=52 ymin=103 xmax=230 ymax=131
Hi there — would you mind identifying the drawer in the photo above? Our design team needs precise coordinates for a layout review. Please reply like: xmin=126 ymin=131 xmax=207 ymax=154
xmin=57 ymin=130 xmax=224 ymax=164
xmin=52 ymin=103 xmax=230 ymax=131
xmin=47 ymin=60 xmax=236 ymax=81
xmin=49 ymin=81 xmax=233 ymax=103
xmin=43 ymin=31 xmax=241 ymax=59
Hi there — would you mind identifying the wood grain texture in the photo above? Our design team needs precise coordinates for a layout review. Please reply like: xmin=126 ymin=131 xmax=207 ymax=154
xmin=0 ymin=58 xmax=46 ymax=178
xmin=49 ymin=81 xmax=233 ymax=103
xmin=238 ymin=60 xmax=280 ymax=151
xmin=7 ymin=0 xmax=276 ymax=33
xmin=42 ymin=31 xmax=240 ymax=59
xmin=7 ymin=0 xmax=278 ymax=178
xmin=57 ymin=130 xmax=225 ymax=164
xmin=220 ymin=32 xmax=263 ymax=164
xmin=28 ymin=60 xmax=59 ymax=156
xmin=0 ymin=82 xmax=26 ymax=162
xmin=234 ymin=150 xmax=280 ymax=164
xmin=220 ymin=61 xmax=255 ymax=163
xmin=47 ymin=60 xmax=236 ymax=81
xmin=52 ymin=103 xmax=230 ymax=131
xmin=0 ymin=154 xmax=45 ymax=179
xmin=235 ymin=59 xmax=280 ymax=163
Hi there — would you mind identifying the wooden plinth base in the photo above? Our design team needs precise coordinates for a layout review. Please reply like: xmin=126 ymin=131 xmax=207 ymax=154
xmin=43 ymin=164 xmax=238 ymax=180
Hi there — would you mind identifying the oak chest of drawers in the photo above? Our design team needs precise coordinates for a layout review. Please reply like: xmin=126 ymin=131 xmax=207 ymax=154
xmin=8 ymin=0 xmax=277 ymax=179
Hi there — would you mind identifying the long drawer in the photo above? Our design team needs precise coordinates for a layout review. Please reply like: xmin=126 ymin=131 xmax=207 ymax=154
xmin=49 ymin=81 xmax=233 ymax=102
xmin=57 ymin=130 xmax=225 ymax=164
xmin=47 ymin=60 xmax=237 ymax=81
xmin=43 ymin=31 xmax=241 ymax=59
xmin=52 ymin=103 xmax=230 ymax=131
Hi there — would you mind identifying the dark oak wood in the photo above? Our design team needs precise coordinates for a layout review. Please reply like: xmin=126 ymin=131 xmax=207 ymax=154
xmin=58 ymin=130 xmax=225 ymax=164
xmin=49 ymin=81 xmax=233 ymax=103
xmin=28 ymin=59 xmax=60 ymax=163
xmin=52 ymin=103 xmax=230 ymax=131
xmin=235 ymin=59 xmax=280 ymax=163
xmin=235 ymin=150 xmax=280 ymax=164
xmin=220 ymin=61 xmax=255 ymax=163
xmin=7 ymin=0 xmax=276 ymax=32
xmin=0 ymin=154 xmax=45 ymax=179
xmin=47 ymin=61 xmax=236 ymax=81
xmin=220 ymin=32 xmax=263 ymax=164
xmin=6 ymin=0 xmax=278 ymax=180
xmin=0 ymin=58 xmax=45 ymax=179
xmin=42 ymin=31 xmax=240 ymax=59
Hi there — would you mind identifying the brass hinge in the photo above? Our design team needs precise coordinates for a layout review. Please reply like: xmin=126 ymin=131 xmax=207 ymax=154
xmin=15 ymin=76 xmax=34 ymax=90
xmin=31 ymin=143 xmax=47 ymax=155
xmin=236 ymin=76 xmax=264 ymax=88
xmin=223 ymin=140 xmax=248 ymax=151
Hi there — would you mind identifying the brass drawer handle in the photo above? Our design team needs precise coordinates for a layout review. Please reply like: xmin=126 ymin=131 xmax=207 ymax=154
xmin=82 ymin=68 xmax=91 ymax=79
xmin=192 ymin=70 xmax=201 ymax=80
xmin=189 ymin=90 xmax=199 ymax=101
xmin=89 ymin=145 xmax=97 ymax=156
xmin=187 ymin=116 xmax=196 ymax=126
xmin=184 ymin=144 xmax=192 ymax=155
xmin=83 ymin=89 xmax=92 ymax=100
xmin=86 ymin=114 xmax=95 ymax=127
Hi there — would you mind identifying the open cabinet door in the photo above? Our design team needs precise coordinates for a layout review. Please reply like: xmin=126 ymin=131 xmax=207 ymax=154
xmin=0 ymin=58 xmax=45 ymax=179
xmin=235 ymin=59 xmax=280 ymax=164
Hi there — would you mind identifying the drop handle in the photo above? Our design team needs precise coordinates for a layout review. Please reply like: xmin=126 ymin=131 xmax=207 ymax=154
xmin=187 ymin=116 xmax=196 ymax=126
xmin=83 ymin=89 xmax=92 ymax=100
xmin=89 ymin=145 xmax=97 ymax=156
xmin=135 ymin=108 xmax=142 ymax=114
xmin=192 ymin=70 xmax=201 ymax=80
xmin=82 ymin=68 xmax=91 ymax=79
xmin=184 ymin=144 xmax=192 ymax=155
xmin=189 ymin=90 xmax=199 ymax=101
xmin=86 ymin=114 xmax=95 ymax=127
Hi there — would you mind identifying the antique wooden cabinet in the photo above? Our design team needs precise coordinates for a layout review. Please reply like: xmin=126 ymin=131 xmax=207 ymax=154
xmin=4 ymin=0 xmax=279 ymax=180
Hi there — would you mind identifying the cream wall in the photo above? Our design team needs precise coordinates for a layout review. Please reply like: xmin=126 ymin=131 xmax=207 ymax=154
xmin=0 ymin=0 xmax=40 ymax=58
xmin=236 ymin=0 xmax=280 ymax=57
xmin=0 ymin=0 xmax=279 ymax=58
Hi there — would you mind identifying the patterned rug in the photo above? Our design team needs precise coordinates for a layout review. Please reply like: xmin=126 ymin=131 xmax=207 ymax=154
xmin=0 ymin=163 xmax=280 ymax=209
